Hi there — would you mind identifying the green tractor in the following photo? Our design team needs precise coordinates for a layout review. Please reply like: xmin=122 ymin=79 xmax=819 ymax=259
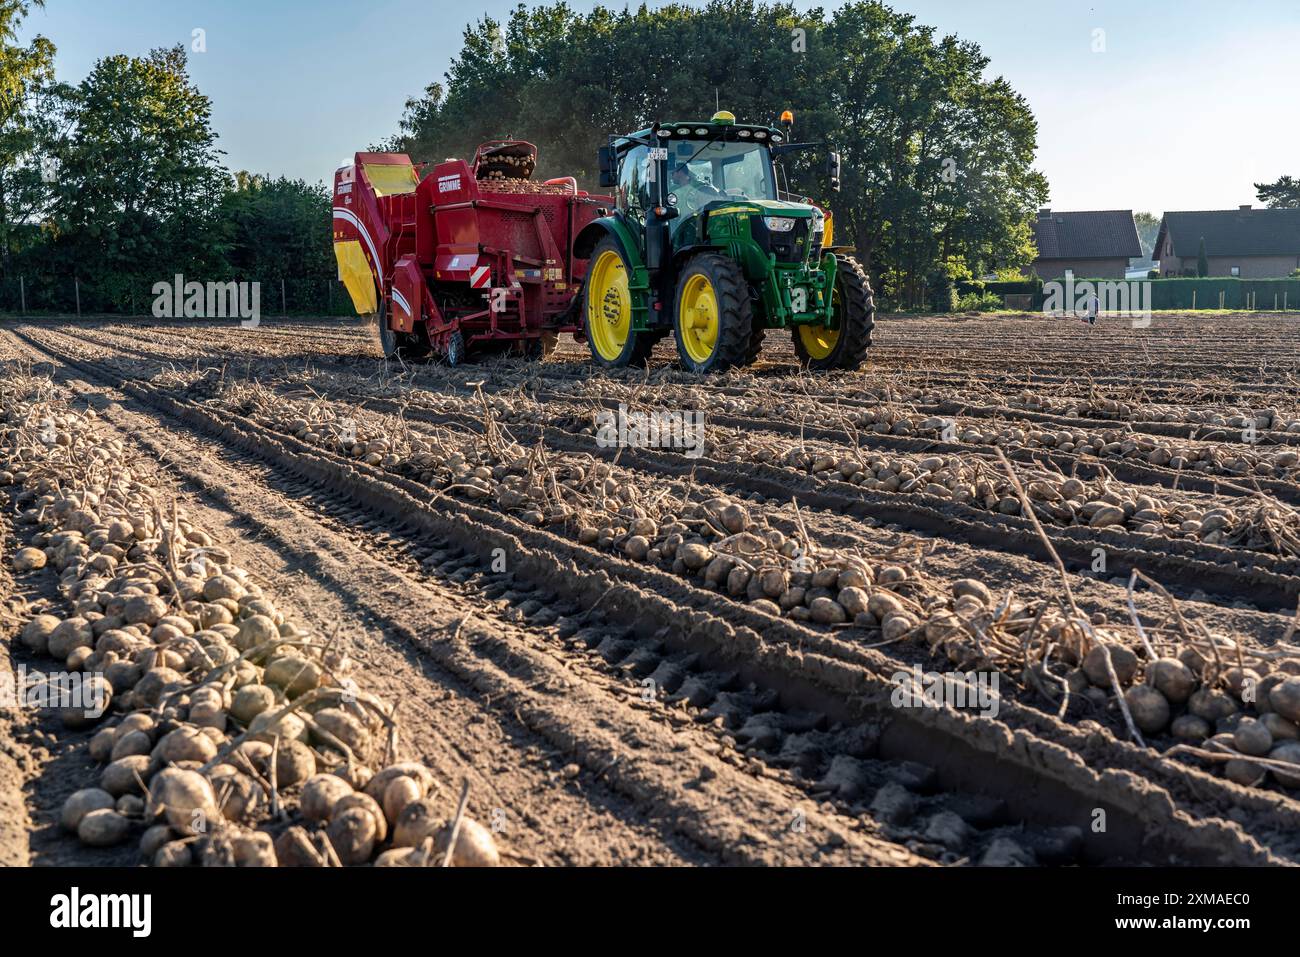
xmin=573 ymin=110 xmax=874 ymax=373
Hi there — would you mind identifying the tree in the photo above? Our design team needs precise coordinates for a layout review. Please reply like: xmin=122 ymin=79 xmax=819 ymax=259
xmin=0 ymin=0 xmax=57 ymax=272
xmin=1255 ymin=175 xmax=1300 ymax=209
xmin=388 ymin=0 xmax=1047 ymax=307
xmin=1197 ymin=236 xmax=1209 ymax=277
xmin=1132 ymin=211 xmax=1159 ymax=264
xmin=31 ymin=45 xmax=229 ymax=309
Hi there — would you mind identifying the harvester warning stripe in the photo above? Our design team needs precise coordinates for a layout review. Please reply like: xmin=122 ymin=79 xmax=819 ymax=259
xmin=391 ymin=288 xmax=412 ymax=318
xmin=470 ymin=266 xmax=491 ymax=289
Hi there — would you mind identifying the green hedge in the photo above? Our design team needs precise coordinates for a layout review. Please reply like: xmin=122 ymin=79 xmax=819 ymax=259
xmin=1026 ymin=277 xmax=1300 ymax=311
xmin=1144 ymin=277 xmax=1300 ymax=310
xmin=956 ymin=278 xmax=1043 ymax=297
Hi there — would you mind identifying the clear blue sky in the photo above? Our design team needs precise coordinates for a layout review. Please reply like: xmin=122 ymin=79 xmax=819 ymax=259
xmin=18 ymin=0 xmax=1300 ymax=214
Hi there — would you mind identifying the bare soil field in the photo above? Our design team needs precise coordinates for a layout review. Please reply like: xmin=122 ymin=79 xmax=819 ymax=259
xmin=5 ymin=311 xmax=1300 ymax=868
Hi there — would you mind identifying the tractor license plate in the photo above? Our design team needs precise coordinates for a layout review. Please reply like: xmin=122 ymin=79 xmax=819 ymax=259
xmin=789 ymin=286 xmax=811 ymax=312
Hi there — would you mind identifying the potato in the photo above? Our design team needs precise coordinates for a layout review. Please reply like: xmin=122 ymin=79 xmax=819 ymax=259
xmin=154 ymin=727 xmax=218 ymax=765
xmin=235 ymin=614 xmax=279 ymax=652
xmin=275 ymin=739 xmax=317 ymax=788
xmin=383 ymin=775 xmax=422 ymax=826
xmin=1149 ymin=658 xmax=1197 ymax=704
xmin=1232 ymin=718 xmax=1273 ymax=757
xmin=435 ymin=817 xmax=500 ymax=867
xmin=139 ymin=823 xmax=175 ymax=859
xmin=392 ymin=797 xmax=443 ymax=848
xmin=264 ymin=655 xmax=322 ymax=698
xmin=374 ymin=847 xmax=423 ymax=867
xmin=133 ymin=667 xmax=185 ymax=707
xmin=248 ymin=709 xmax=307 ymax=744
xmin=61 ymin=788 xmax=115 ymax=831
xmin=101 ymin=755 xmax=151 ymax=797
xmin=364 ymin=762 xmax=435 ymax=804
xmin=148 ymin=768 xmax=218 ymax=836
xmin=1170 ymin=714 xmax=1211 ymax=741
xmin=13 ymin=546 xmax=46 ymax=571
xmin=1082 ymin=643 xmax=1138 ymax=687
xmin=48 ymin=617 xmax=93 ymax=660
xmin=153 ymin=841 xmax=193 ymax=867
xmin=1268 ymin=677 xmax=1300 ymax=723
xmin=207 ymin=766 xmax=266 ymax=823
xmin=20 ymin=614 xmax=60 ymax=655
xmin=1224 ymin=758 xmax=1266 ymax=787
xmin=1124 ymin=685 xmax=1171 ymax=734
xmin=230 ymin=684 xmax=277 ymax=724
xmin=111 ymin=730 xmax=153 ymax=761
xmin=301 ymin=773 xmax=353 ymax=822
xmin=333 ymin=792 xmax=387 ymax=843
xmin=327 ymin=807 xmax=379 ymax=866
xmin=78 ymin=809 xmax=129 ymax=847
xmin=311 ymin=708 xmax=371 ymax=756
xmin=88 ymin=727 xmax=117 ymax=763
xmin=200 ymin=828 xmax=278 ymax=867
xmin=1270 ymin=741 xmax=1300 ymax=788
xmin=1188 ymin=688 xmax=1238 ymax=722
xmin=273 ymin=826 xmax=329 ymax=867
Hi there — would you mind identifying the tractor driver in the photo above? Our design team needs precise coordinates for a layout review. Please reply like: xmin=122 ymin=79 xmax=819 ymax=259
xmin=670 ymin=163 xmax=724 ymax=218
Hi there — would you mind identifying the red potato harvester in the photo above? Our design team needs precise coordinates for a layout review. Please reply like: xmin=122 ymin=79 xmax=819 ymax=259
xmin=332 ymin=140 xmax=611 ymax=362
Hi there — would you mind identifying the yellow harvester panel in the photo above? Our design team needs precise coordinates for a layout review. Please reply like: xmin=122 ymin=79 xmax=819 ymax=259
xmin=334 ymin=239 xmax=377 ymax=314
xmin=362 ymin=162 xmax=418 ymax=197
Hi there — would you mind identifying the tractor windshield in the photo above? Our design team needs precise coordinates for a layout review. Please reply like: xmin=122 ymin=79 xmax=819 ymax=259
xmin=667 ymin=139 xmax=775 ymax=218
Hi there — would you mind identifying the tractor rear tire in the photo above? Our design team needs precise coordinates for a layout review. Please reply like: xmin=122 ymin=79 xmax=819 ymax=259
xmin=583 ymin=236 xmax=654 ymax=368
xmin=743 ymin=326 xmax=765 ymax=366
xmin=793 ymin=256 xmax=875 ymax=371
xmin=673 ymin=253 xmax=752 ymax=373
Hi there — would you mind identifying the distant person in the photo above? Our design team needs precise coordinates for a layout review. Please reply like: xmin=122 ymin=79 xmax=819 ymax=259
xmin=1081 ymin=292 xmax=1100 ymax=325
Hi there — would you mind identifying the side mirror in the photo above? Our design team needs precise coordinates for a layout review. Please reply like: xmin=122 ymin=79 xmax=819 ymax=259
xmin=826 ymin=151 xmax=841 ymax=193
xmin=597 ymin=145 xmax=617 ymax=188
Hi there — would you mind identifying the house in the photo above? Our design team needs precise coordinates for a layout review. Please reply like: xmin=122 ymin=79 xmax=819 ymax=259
xmin=1028 ymin=209 xmax=1142 ymax=280
xmin=1153 ymin=206 xmax=1300 ymax=277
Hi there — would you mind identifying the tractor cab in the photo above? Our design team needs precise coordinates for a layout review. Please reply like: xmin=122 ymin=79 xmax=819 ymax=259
xmin=575 ymin=111 xmax=872 ymax=374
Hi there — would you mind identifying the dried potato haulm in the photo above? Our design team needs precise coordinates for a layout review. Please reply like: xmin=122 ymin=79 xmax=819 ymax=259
xmin=0 ymin=373 xmax=501 ymax=866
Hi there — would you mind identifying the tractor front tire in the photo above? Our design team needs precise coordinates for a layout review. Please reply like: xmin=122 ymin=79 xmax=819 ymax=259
xmin=673 ymin=254 xmax=752 ymax=374
xmin=793 ymin=256 xmax=875 ymax=371
xmin=583 ymin=236 xmax=653 ymax=368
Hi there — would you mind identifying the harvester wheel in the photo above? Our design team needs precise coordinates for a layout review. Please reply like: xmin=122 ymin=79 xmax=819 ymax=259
xmin=445 ymin=330 xmax=466 ymax=366
xmin=523 ymin=332 xmax=558 ymax=361
xmin=376 ymin=298 xmax=431 ymax=361
xmin=792 ymin=255 xmax=875 ymax=371
xmin=672 ymin=254 xmax=752 ymax=373
xmin=583 ymin=236 xmax=652 ymax=368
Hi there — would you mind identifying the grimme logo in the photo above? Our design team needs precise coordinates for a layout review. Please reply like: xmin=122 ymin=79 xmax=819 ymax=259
xmin=0 ymin=665 xmax=108 ymax=718
xmin=595 ymin=402 xmax=705 ymax=459
xmin=49 ymin=887 xmax=151 ymax=937
xmin=152 ymin=273 xmax=261 ymax=327
xmin=1042 ymin=274 xmax=1151 ymax=327
xmin=890 ymin=665 xmax=1000 ymax=718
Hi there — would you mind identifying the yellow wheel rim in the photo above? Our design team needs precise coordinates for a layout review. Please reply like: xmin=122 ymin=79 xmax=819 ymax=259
xmin=678 ymin=273 xmax=720 ymax=364
xmin=587 ymin=249 xmax=631 ymax=361
xmin=798 ymin=323 xmax=839 ymax=359
xmin=797 ymin=282 xmax=841 ymax=360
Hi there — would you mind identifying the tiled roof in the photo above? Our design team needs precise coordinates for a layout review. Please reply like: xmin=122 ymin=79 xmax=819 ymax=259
xmin=1032 ymin=209 xmax=1142 ymax=261
xmin=1156 ymin=208 xmax=1300 ymax=258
